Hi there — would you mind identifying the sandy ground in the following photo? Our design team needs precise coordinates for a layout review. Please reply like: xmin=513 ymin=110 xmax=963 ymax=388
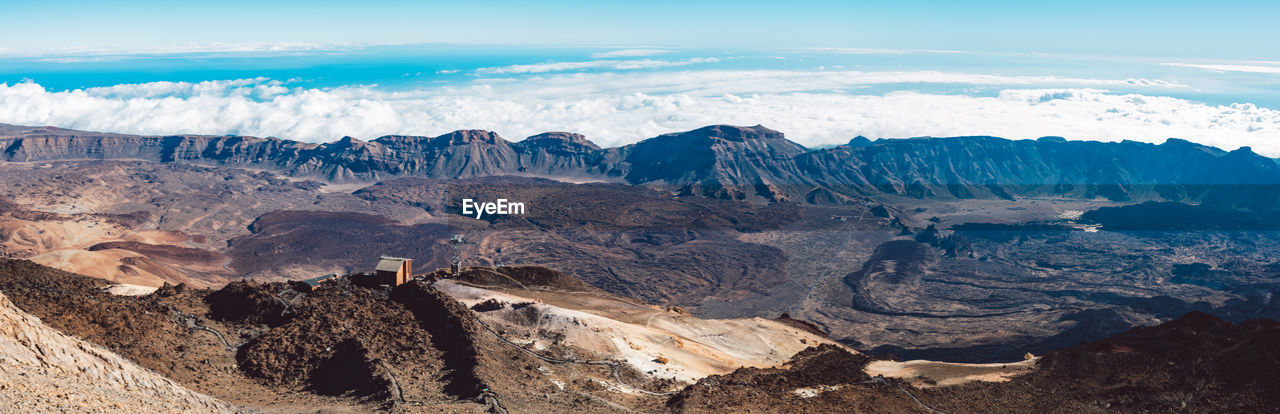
xmin=29 ymin=250 xmax=155 ymax=285
xmin=2 ymin=215 xmax=225 ymax=288
xmin=103 ymin=283 xmax=159 ymax=296
xmin=436 ymin=280 xmax=843 ymax=383
xmin=437 ymin=278 xmax=1037 ymax=388
xmin=865 ymin=357 xmax=1038 ymax=387
xmin=318 ymin=183 xmax=371 ymax=193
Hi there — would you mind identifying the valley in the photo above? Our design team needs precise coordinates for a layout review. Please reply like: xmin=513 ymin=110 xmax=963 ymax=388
xmin=2 ymin=122 xmax=1280 ymax=411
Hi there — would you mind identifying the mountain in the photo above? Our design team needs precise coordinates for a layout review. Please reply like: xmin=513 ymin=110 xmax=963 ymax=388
xmin=0 ymin=125 xmax=539 ymax=182
xmin=307 ymin=130 xmax=522 ymax=180
xmin=5 ymin=123 xmax=1280 ymax=207
xmin=0 ymin=278 xmax=237 ymax=412
xmin=620 ymin=124 xmax=810 ymax=201
xmin=510 ymin=131 xmax=619 ymax=178
xmin=795 ymin=136 xmax=1280 ymax=207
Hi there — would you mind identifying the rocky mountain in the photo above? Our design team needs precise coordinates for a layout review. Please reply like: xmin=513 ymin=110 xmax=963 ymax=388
xmin=303 ymin=130 xmax=522 ymax=180
xmin=0 ymin=258 xmax=865 ymax=412
xmin=510 ymin=131 xmax=617 ymax=178
xmin=0 ymin=125 xmax=535 ymax=182
xmin=618 ymin=125 xmax=811 ymax=201
xmin=795 ymin=136 xmax=1280 ymax=207
xmin=0 ymin=284 xmax=237 ymax=412
xmin=5 ymin=123 xmax=1280 ymax=206
xmin=13 ymin=255 xmax=1278 ymax=413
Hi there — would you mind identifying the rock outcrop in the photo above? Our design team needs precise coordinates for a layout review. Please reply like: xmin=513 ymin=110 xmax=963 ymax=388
xmin=0 ymin=290 xmax=239 ymax=412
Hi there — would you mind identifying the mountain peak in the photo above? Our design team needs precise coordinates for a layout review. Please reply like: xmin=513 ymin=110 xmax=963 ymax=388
xmin=681 ymin=124 xmax=786 ymax=142
xmin=432 ymin=129 xmax=507 ymax=146
xmin=520 ymin=132 xmax=601 ymax=151
xmin=1161 ymin=138 xmax=1207 ymax=149
xmin=374 ymin=130 xmax=509 ymax=147
xmin=1230 ymin=146 xmax=1257 ymax=156
xmin=847 ymin=136 xmax=873 ymax=147
xmin=324 ymin=136 xmax=368 ymax=151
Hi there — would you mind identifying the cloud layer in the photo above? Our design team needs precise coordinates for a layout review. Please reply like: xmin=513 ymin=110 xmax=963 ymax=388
xmin=1164 ymin=62 xmax=1280 ymax=75
xmin=2 ymin=70 xmax=1279 ymax=156
xmin=474 ymin=57 xmax=719 ymax=75
xmin=590 ymin=49 xmax=671 ymax=58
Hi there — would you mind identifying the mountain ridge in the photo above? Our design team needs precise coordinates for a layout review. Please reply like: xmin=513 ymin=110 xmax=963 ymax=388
xmin=4 ymin=123 xmax=1280 ymax=207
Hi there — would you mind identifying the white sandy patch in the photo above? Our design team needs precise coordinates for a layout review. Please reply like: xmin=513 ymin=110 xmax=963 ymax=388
xmin=865 ymin=357 xmax=1038 ymax=387
xmin=792 ymin=385 xmax=844 ymax=398
xmin=104 ymin=283 xmax=159 ymax=296
xmin=319 ymin=183 xmax=372 ymax=194
xmin=1057 ymin=210 xmax=1084 ymax=220
xmin=435 ymin=280 xmax=844 ymax=384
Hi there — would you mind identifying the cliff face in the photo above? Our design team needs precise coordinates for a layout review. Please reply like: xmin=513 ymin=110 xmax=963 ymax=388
xmin=285 ymin=130 xmax=522 ymax=180
xmin=511 ymin=132 xmax=621 ymax=178
xmin=619 ymin=125 xmax=810 ymax=201
xmin=794 ymin=136 xmax=1280 ymax=207
xmin=0 ymin=126 xmax=531 ymax=182
xmin=5 ymin=123 xmax=1280 ymax=206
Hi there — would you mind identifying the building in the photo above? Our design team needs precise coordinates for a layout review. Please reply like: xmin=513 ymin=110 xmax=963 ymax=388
xmin=291 ymin=273 xmax=339 ymax=292
xmin=375 ymin=256 xmax=413 ymax=286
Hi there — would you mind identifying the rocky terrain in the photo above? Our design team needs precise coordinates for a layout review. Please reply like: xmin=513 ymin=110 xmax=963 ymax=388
xmin=4 ymin=124 xmax=1280 ymax=361
xmin=0 ymin=272 xmax=237 ymax=412
xmin=670 ymin=311 xmax=1280 ymax=413
xmin=4 ymin=122 xmax=1280 ymax=410
xmin=0 ymin=258 xmax=646 ymax=412
xmin=6 ymin=257 xmax=1276 ymax=412
xmin=0 ymin=258 xmax=914 ymax=412
xmin=437 ymin=266 xmax=844 ymax=384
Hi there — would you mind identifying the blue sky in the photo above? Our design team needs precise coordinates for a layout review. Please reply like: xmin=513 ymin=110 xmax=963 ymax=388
xmin=4 ymin=1 xmax=1277 ymax=58
xmin=1 ymin=1 xmax=1279 ymax=155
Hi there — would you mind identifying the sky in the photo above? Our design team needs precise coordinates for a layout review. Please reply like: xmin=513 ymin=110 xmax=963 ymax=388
xmin=5 ymin=1 xmax=1278 ymax=58
xmin=1 ymin=1 xmax=1279 ymax=154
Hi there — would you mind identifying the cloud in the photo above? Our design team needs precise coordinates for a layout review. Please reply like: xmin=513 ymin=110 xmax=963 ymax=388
xmin=36 ymin=56 xmax=122 ymax=64
xmin=474 ymin=58 xmax=720 ymax=75
xmin=806 ymin=47 xmax=964 ymax=55
xmin=0 ymin=42 xmax=353 ymax=58
xmin=1163 ymin=62 xmax=1280 ymax=75
xmin=1 ymin=71 xmax=1276 ymax=157
xmin=591 ymin=49 xmax=671 ymax=58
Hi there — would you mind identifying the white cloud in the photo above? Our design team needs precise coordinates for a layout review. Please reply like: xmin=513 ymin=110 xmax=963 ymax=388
xmin=591 ymin=49 xmax=671 ymax=58
xmin=1 ymin=71 xmax=1277 ymax=157
xmin=806 ymin=47 xmax=964 ymax=55
xmin=1163 ymin=62 xmax=1280 ymax=75
xmin=0 ymin=42 xmax=352 ymax=58
xmin=471 ymin=70 xmax=1182 ymax=97
xmin=474 ymin=58 xmax=720 ymax=75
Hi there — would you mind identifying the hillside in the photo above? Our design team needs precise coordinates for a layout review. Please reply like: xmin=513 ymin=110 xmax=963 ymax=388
xmin=670 ymin=311 xmax=1280 ymax=413
xmin=0 ymin=259 xmax=878 ymax=412
xmin=0 ymin=285 xmax=237 ymax=412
